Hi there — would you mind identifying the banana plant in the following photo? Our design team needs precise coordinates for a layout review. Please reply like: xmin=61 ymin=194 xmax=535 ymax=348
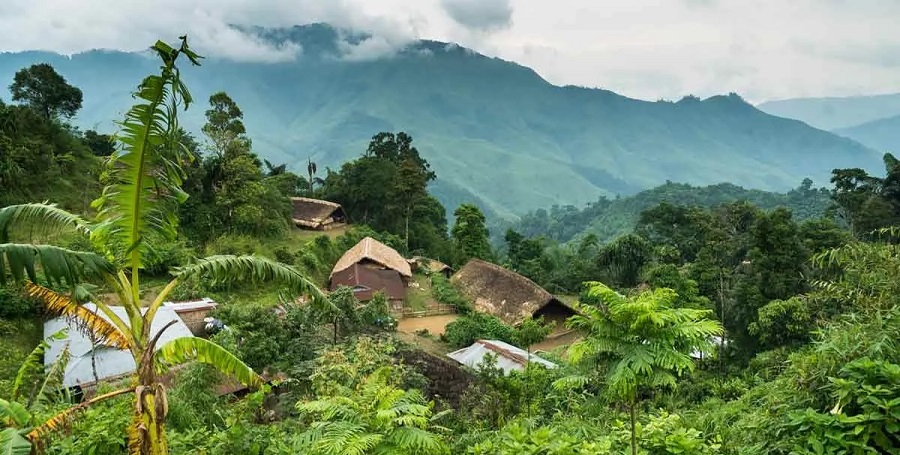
xmin=0 ymin=36 xmax=324 ymax=455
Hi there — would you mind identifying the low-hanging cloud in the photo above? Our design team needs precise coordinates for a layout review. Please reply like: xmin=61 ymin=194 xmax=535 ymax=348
xmin=2 ymin=0 xmax=900 ymax=101
xmin=440 ymin=0 xmax=513 ymax=33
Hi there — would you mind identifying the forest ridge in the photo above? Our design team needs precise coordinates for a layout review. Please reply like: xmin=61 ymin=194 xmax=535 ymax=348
xmin=0 ymin=23 xmax=883 ymax=218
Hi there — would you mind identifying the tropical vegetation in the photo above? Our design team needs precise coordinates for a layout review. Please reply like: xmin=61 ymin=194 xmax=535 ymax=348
xmin=0 ymin=34 xmax=898 ymax=455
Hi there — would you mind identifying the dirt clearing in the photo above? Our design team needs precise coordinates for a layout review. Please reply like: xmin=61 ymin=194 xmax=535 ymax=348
xmin=397 ymin=314 xmax=458 ymax=336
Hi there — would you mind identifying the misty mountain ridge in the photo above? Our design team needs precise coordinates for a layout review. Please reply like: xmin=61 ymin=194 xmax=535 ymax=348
xmin=0 ymin=23 xmax=882 ymax=218
xmin=757 ymin=92 xmax=900 ymax=156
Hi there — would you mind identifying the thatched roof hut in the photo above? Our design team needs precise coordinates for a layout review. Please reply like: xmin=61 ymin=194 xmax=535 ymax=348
xmin=408 ymin=256 xmax=453 ymax=278
xmin=331 ymin=236 xmax=412 ymax=279
xmin=291 ymin=197 xmax=347 ymax=230
xmin=451 ymin=259 xmax=577 ymax=326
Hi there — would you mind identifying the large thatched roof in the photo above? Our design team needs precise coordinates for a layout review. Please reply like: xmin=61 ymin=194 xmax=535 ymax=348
xmin=451 ymin=259 xmax=574 ymax=326
xmin=291 ymin=197 xmax=346 ymax=229
xmin=331 ymin=236 xmax=412 ymax=278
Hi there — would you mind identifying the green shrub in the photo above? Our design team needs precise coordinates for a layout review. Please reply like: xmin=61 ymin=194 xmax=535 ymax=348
xmin=431 ymin=275 xmax=473 ymax=313
xmin=205 ymin=234 xmax=266 ymax=256
xmin=143 ymin=238 xmax=197 ymax=276
xmin=0 ymin=285 xmax=38 ymax=319
xmin=443 ymin=313 xmax=517 ymax=348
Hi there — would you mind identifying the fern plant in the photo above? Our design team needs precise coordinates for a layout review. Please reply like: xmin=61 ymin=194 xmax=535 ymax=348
xmin=557 ymin=282 xmax=722 ymax=455
xmin=0 ymin=37 xmax=324 ymax=455
xmin=294 ymin=366 xmax=450 ymax=455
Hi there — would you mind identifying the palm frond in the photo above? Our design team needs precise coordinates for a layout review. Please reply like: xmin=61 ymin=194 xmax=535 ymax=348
xmin=25 ymin=282 xmax=131 ymax=349
xmin=0 ymin=203 xmax=90 ymax=243
xmin=172 ymin=254 xmax=326 ymax=300
xmin=27 ymin=388 xmax=133 ymax=447
xmin=154 ymin=337 xmax=262 ymax=388
xmin=91 ymin=38 xmax=200 ymax=269
xmin=0 ymin=244 xmax=114 ymax=286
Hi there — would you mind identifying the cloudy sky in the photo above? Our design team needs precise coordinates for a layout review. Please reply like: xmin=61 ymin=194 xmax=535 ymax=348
xmin=1 ymin=0 xmax=897 ymax=102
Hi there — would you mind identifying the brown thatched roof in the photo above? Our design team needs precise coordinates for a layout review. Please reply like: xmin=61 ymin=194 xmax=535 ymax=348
xmin=451 ymin=259 xmax=575 ymax=326
xmin=291 ymin=197 xmax=346 ymax=229
xmin=331 ymin=236 xmax=412 ymax=278
xmin=408 ymin=256 xmax=452 ymax=275
xmin=330 ymin=263 xmax=406 ymax=301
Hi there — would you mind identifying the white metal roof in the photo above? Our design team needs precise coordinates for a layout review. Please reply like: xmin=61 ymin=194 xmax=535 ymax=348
xmin=44 ymin=303 xmax=194 ymax=388
xmin=163 ymin=297 xmax=218 ymax=312
xmin=447 ymin=339 xmax=557 ymax=374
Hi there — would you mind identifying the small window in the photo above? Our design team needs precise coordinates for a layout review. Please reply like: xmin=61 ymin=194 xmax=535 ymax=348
xmin=352 ymin=285 xmax=370 ymax=292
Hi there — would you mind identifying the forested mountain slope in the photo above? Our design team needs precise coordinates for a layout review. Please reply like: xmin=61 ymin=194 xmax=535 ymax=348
xmin=0 ymin=24 xmax=880 ymax=218
xmin=496 ymin=180 xmax=832 ymax=245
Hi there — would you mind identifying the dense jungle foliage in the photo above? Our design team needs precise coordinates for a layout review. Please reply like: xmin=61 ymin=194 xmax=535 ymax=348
xmin=1 ymin=40 xmax=898 ymax=454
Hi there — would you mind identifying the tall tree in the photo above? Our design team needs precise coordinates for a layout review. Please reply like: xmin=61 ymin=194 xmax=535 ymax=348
xmin=9 ymin=63 xmax=83 ymax=120
xmin=195 ymin=92 xmax=290 ymax=238
xmin=0 ymin=37 xmax=324 ymax=455
xmin=452 ymin=204 xmax=492 ymax=266
xmin=201 ymin=91 xmax=247 ymax=158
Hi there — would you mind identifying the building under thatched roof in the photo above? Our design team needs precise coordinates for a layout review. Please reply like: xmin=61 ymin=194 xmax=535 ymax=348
xmin=330 ymin=263 xmax=406 ymax=304
xmin=451 ymin=259 xmax=577 ymax=326
xmin=291 ymin=197 xmax=347 ymax=230
xmin=331 ymin=236 xmax=412 ymax=279
xmin=408 ymin=256 xmax=453 ymax=278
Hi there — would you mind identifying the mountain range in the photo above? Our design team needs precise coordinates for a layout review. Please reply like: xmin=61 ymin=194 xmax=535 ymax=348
xmin=0 ymin=24 xmax=883 ymax=218
xmin=758 ymin=94 xmax=900 ymax=157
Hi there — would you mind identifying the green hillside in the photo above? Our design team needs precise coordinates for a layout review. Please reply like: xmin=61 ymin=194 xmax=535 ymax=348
xmin=496 ymin=180 xmax=832 ymax=245
xmin=835 ymin=114 xmax=900 ymax=154
xmin=0 ymin=24 xmax=881 ymax=218
xmin=758 ymin=92 xmax=900 ymax=130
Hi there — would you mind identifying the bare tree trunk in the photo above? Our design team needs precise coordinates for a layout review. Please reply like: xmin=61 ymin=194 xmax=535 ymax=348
xmin=630 ymin=399 xmax=638 ymax=455
xmin=89 ymin=332 xmax=99 ymax=385
xmin=405 ymin=206 xmax=411 ymax=252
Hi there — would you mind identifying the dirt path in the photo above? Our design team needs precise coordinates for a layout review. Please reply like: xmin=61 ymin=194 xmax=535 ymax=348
xmin=397 ymin=314 xmax=458 ymax=336
xmin=533 ymin=330 xmax=583 ymax=354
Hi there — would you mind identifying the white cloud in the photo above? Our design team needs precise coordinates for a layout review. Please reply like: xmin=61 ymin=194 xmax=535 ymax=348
xmin=1 ymin=0 xmax=899 ymax=101
xmin=440 ymin=0 xmax=513 ymax=32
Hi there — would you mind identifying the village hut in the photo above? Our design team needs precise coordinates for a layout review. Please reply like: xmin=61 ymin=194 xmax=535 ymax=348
xmin=330 ymin=236 xmax=412 ymax=280
xmin=163 ymin=297 xmax=218 ymax=336
xmin=451 ymin=259 xmax=577 ymax=327
xmin=447 ymin=339 xmax=557 ymax=374
xmin=291 ymin=197 xmax=348 ymax=231
xmin=407 ymin=256 xmax=453 ymax=278
xmin=330 ymin=237 xmax=412 ymax=312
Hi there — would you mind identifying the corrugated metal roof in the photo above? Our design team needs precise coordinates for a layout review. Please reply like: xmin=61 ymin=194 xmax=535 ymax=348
xmin=447 ymin=339 xmax=557 ymax=374
xmin=44 ymin=304 xmax=194 ymax=388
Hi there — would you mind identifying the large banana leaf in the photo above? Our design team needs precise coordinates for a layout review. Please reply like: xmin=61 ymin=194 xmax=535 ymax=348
xmin=91 ymin=38 xmax=200 ymax=269
xmin=154 ymin=337 xmax=262 ymax=388
xmin=25 ymin=283 xmax=131 ymax=349
xmin=0 ymin=428 xmax=30 ymax=455
xmin=26 ymin=388 xmax=132 ymax=447
xmin=0 ymin=203 xmax=90 ymax=243
xmin=0 ymin=400 xmax=30 ymax=428
xmin=172 ymin=254 xmax=326 ymax=300
xmin=0 ymin=244 xmax=113 ymax=286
